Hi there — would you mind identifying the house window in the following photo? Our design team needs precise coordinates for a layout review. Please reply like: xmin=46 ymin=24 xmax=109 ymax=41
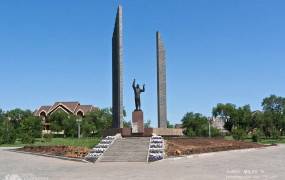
xmin=77 ymin=111 xmax=84 ymax=117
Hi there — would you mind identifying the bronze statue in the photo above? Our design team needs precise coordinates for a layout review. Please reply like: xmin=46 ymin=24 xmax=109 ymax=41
xmin=132 ymin=79 xmax=145 ymax=111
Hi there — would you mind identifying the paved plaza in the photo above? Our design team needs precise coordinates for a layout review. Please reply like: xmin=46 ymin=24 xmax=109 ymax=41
xmin=0 ymin=145 xmax=284 ymax=180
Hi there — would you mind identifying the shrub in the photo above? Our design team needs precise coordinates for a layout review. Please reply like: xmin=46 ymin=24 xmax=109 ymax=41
xmin=271 ymin=127 xmax=280 ymax=139
xmin=183 ymin=118 xmax=221 ymax=137
xmin=21 ymin=133 xmax=35 ymax=144
xmin=184 ymin=128 xmax=196 ymax=137
xmin=252 ymin=134 xmax=259 ymax=142
xmin=252 ymin=129 xmax=263 ymax=142
xmin=211 ymin=127 xmax=221 ymax=137
xmin=43 ymin=133 xmax=53 ymax=142
xmin=232 ymin=128 xmax=246 ymax=140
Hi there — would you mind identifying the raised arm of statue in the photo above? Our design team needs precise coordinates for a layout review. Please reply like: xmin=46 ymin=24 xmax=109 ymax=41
xmin=132 ymin=79 xmax=136 ymax=90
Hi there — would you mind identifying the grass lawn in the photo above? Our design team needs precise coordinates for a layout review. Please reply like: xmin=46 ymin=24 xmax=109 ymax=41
xmin=224 ymin=135 xmax=285 ymax=144
xmin=259 ymin=138 xmax=285 ymax=144
xmin=0 ymin=137 xmax=101 ymax=148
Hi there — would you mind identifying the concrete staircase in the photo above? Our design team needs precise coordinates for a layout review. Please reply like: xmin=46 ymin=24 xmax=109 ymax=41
xmin=99 ymin=137 xmax=150 ymax=162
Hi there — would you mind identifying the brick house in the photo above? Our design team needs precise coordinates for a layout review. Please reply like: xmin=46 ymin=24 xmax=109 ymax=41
xmin=34 ymin=102 xmax=96 ymax=133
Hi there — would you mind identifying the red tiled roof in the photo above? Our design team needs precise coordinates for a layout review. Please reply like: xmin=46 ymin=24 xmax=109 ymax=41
xmin=75 ymin=105 xmax=97 ymax=116
xmin=34 ymin=106 xmax=51 ymax=116
xmin=48 ymin=102 xmax=80 ymax=114
xmin=34 ymin=102 xmax=96 ymax=117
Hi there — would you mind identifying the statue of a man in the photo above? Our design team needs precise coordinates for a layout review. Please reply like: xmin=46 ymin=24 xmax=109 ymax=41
xmin=132 ymin=79 xmax=145 ymax=111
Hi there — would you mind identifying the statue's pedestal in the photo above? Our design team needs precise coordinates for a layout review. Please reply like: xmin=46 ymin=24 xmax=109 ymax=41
xmin=132 ymin=110 xmax=144 ymax=134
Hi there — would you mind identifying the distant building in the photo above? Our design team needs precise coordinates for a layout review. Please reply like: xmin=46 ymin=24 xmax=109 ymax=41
xmin=34 ymin=102 xmax=96 ymax=132
xmin=175 ymin=124 xmax=183 ymax=129
xmin=211 ymin=116 xmax=228 ymax=134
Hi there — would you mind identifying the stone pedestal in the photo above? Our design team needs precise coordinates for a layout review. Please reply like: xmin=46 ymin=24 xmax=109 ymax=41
xmin=132 ymin=110 xmax=144 ymax=134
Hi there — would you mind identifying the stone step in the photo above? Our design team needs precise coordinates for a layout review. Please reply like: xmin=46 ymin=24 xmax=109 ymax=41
xmin=100 ymin=156 xmax=147 ymax=162
xmin=99 ymin=137 xmax=150 ymax=162
xmin=103 ymin=152 xmax=148 ymax=156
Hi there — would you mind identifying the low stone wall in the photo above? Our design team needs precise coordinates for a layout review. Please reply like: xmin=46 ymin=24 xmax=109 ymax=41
xmin=153 ymin=128 xmax=184 ymax=137
xmin=103 ymin=128 xmax=184 ymax=137
xmin=102 ymin=128 xmax=133 ymax=137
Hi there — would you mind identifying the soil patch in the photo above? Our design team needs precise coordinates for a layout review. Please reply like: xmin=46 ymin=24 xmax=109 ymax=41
xmin=17 ymin=145 xmax=89 ymax=159
xmin=165 ymin=137 xmax=269 ymax=157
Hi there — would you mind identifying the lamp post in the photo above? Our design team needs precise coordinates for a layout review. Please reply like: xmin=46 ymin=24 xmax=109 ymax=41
xmin=208 ymin=117 xmax=212 ymax=138
xmin=7 ymin=117 xmax=11 ymax=131
xmin=76 ymin=117 xmax=82 ymax=139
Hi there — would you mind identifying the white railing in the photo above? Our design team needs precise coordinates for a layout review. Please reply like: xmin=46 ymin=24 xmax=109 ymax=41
xmin=148 ymin=135 xmax=165 ymax=162
xmin=84 ymin=134 xmax=122 ymax=163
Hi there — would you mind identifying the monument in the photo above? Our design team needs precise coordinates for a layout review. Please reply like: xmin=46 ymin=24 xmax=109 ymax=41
xmin=132 ymin=79 xmax=145 ymax=111
xmin=112 ymin=5 xmax=123 ymax=128
xmin=105 ymin=5 xmax=183 ymax=137
xmin=156 ymin=31 xmax=167 ymax=128
xmin=132 ymin=79 xmax=145 ymax=134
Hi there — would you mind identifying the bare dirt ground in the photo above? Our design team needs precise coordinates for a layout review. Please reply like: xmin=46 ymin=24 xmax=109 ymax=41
xmin=17 ymin=145 xmax=89 ymax=158
xmin=165 ymin=137 xmax=268 ymax=156
xmin=17 ymin=138 xmax=268 ymax=159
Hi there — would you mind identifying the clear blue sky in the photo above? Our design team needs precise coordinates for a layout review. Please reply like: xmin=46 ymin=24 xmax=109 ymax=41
xmin=0 ymin=0 xmax=285 ymax=127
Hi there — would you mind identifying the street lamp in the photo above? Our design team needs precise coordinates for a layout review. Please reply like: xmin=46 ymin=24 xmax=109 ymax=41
xmin=7 ymin=117 xmax=11 ymax=131
xmin=76 ymin=117 xmax=82 ymax=139
xmin=208 ymin=117 xmax=212 ymax=138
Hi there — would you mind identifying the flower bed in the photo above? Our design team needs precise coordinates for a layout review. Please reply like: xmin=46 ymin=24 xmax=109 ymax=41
xmin=165 ymin=137 xmax=268 ymax=156
xmin=17 ymin=145 xmax=89 ymax=158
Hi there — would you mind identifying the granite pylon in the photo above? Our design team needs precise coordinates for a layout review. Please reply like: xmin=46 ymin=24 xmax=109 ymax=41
xmin=112 ymin=5 xmax=123 ymax=128
xmin=156 ymin=31 xmax=167 ymax=128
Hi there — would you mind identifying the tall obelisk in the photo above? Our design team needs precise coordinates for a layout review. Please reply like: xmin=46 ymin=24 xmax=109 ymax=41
xmin=156 ymin=31 xmax=167 ymax=128
xmin=112 ymin=5 xmax=123 ymax=128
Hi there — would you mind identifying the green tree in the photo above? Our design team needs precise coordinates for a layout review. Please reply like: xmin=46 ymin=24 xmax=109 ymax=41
xmin=280 ymin=116 xmax=285 ymax=136
xmin=167 ymin=120 xmax=174 ymax=128
xmin=82 ymin=108 xmax=112 ymax=137
xmin=5 ymin=109 xmax=33 ymax=129
xmin=0 ymin=109 xmax=4 ymax=121
xmin=212 ymin=103 xmax=237 ymax=132
xmin=235 ymin=105 xmax=252 ymax=130
xmin=262 ymin=95 xmax=285 ymax=113
xmin=62 ymin=115 xmax=77 ymax=137
xmin=262 ymin=95 xmax=285 ymax=136
xmin=81 ymin=118 xmax=96 ymax=137
xmin=0 ymin=119 xmax=17 ymax=144
xmin=49 ymin=110 xmax=67 ymax=133
xmin=20 ymin=116 xmax=42 ymax=143
xmin=250 ymin=111 xmax=264 ymax=130
xmin=262 ymin=111 xmax=275 ymax=137
xmin=232 ymin=128 xmax=246 ymax=140
xmin=20 ymin=116 xmax=42 ymax=138
xmin=0 ymin=109 xmax=5 ymax=127
xmin=182 ymin=112 xmax=208 ymax=136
